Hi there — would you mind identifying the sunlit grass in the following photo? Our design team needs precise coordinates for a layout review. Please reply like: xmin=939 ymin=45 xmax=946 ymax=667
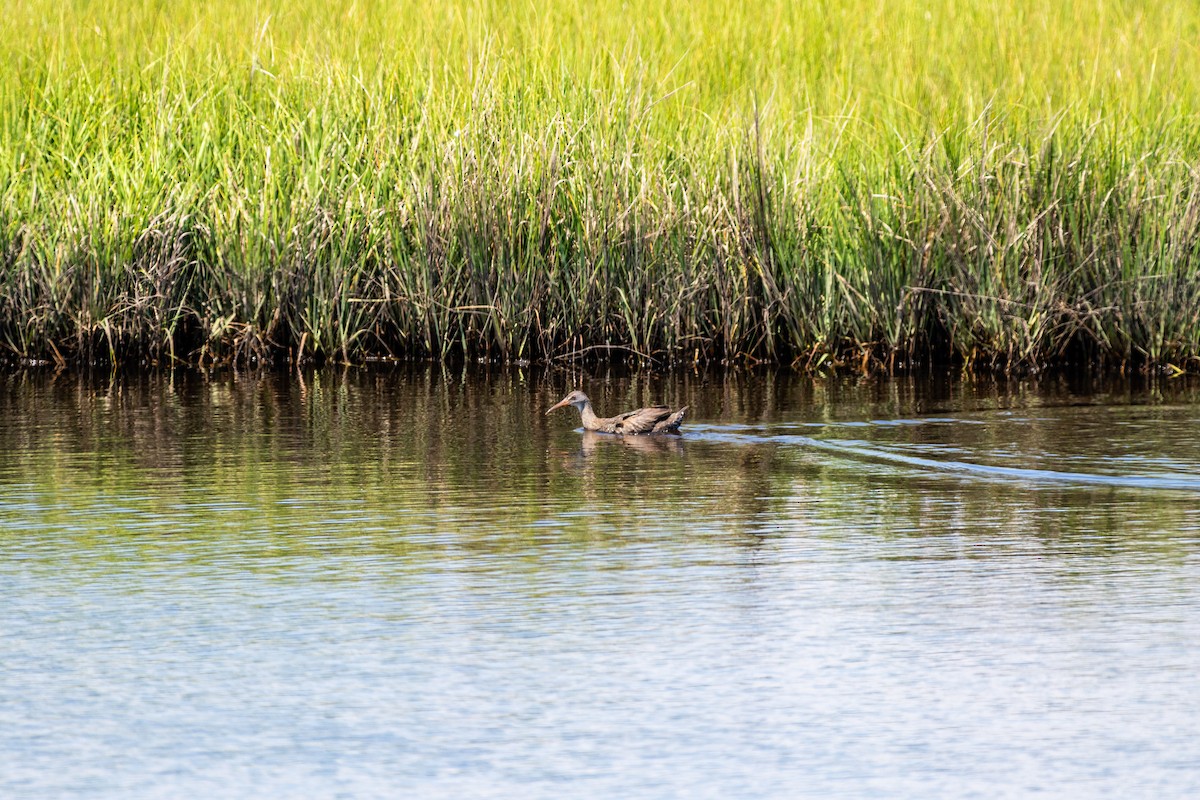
xmin=2 ymin=0 xmax=1199 ymax=368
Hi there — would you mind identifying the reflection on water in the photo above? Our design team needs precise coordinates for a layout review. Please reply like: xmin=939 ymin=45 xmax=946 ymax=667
xmin=2 ymin=366 xmax=1200 ymax=797
xmin=579 ymin=429 xmax=686 ymax=457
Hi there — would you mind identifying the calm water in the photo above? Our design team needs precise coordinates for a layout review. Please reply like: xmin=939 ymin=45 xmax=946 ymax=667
xmin=2 ymin=367 xmax=1199 ymax=798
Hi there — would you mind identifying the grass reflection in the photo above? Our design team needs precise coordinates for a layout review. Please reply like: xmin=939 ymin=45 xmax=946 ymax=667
xmin=0 ymin=367 xmax=1197 ymax=579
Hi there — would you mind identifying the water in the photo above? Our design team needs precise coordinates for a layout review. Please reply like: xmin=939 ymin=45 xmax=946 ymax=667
xmin=2 ymin=367 xmax=1199 ymax=798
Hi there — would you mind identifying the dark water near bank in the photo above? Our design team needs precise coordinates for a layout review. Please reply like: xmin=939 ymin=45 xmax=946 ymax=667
xmin=3 ymin=367 xmax=1200 ymax=798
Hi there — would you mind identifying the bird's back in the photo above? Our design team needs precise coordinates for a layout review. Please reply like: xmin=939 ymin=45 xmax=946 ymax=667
xmin=651 ymin=406 xmax=688 ymax=434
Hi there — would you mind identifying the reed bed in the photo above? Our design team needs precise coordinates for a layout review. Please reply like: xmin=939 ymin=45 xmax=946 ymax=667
xmin=2 ymin=0 xmax=1199 ymax=369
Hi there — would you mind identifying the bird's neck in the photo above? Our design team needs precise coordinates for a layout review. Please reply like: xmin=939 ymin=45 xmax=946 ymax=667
xmin=579 ymin=401 xmax=599 ymax=430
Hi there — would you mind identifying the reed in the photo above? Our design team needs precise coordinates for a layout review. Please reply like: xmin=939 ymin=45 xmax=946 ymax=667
xmin=2 ymin=0 xmax=1199 ymax=369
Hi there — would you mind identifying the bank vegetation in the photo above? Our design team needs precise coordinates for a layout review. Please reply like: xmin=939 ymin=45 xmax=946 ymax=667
xmin=3 ymin=0 xmax=1199 ymax=371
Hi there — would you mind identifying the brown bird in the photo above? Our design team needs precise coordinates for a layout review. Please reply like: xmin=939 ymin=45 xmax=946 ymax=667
xmin=546 ymin=390 xmax=687 ymax=434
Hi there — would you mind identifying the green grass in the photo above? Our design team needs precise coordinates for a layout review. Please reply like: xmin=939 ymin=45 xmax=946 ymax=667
xmin=2 ymin=0 xmax=1200 ymax=369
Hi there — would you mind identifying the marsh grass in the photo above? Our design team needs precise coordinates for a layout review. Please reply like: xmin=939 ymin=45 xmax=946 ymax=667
xmin=2 ymin=0 xmax=1199 ymax=369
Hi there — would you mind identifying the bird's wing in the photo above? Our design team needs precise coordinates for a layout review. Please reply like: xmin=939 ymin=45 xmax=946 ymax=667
xmin=612 ymin=406 xmax=673 ymax=434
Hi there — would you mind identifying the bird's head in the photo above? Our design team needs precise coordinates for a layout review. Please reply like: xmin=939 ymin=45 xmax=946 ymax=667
xmin=546 ymin=390 xmax=590 ymax=415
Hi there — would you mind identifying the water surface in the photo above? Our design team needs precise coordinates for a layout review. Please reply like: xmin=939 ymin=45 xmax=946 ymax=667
xmin=3 ymin=368 xmax=1199 ymax=797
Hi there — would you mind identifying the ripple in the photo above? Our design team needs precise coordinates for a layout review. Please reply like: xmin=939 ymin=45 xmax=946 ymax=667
xmin=797 ymin=435 xmax=1200 ymax=491
xmin=688 ymin=408 xmax=1200 ymax=492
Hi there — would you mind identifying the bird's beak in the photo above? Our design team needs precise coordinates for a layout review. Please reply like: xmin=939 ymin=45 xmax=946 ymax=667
xmin=546 ymin=398 xmax=570 ymax=415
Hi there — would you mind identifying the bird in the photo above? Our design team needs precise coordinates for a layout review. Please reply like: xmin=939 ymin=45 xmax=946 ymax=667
xmin=546 ymin=390 xmax=687 ymax=435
